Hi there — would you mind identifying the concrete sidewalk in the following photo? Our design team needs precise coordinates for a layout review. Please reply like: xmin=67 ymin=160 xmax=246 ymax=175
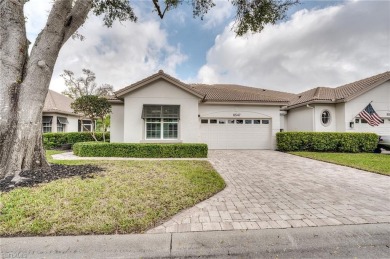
xmin=1 ymin=224 xmax=389 ymax=258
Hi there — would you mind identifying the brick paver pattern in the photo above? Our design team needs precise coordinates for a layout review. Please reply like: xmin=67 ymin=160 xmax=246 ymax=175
xmin=147 ymin=150 xmax=390 ymax=233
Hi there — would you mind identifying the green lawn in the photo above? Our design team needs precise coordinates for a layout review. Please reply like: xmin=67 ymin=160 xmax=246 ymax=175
xmin=0 ymin=151 xmax=225 ymax=236
xmin=290 ymin=152 xmax=390 ymax=176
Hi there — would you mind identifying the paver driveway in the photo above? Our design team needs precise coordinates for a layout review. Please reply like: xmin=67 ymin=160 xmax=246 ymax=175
xmin=148 ymin=150 xmax=390 ymax=233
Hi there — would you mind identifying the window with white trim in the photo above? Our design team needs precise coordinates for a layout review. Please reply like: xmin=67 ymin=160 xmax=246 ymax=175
xmin=42 ymin=116 xmax=53 ymax=133
xmin=143 ymin=105 xmax=180 ymax=140
xmin=57 ymin=117 xmax=69 ymax=132
xmin=321 ymin=110 xmax=331 ymax=126
xmin=81 ymin=120 xmax=93 ymax=131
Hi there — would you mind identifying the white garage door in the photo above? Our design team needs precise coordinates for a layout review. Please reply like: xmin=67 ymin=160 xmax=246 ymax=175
xmin=200 ymin=118 xmax=271 ymax=149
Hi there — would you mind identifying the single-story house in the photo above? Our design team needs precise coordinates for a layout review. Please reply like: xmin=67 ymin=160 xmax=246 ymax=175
xmin=43 ymin=90 xmax=94 ymax=133
xmin=108 ymin=70 xmax=390 ymax=149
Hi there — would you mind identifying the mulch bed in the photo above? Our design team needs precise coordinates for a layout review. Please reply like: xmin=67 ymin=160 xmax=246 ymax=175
xmin=0 ymin=164 xmax=103 ymax=192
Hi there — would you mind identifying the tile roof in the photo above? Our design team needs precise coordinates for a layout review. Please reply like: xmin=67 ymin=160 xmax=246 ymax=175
xmin=190 ymin=84 xmax=296 ymax=103
xmin=111 ymin=70 xmax=296 ymax=105
xmin=287 ymin=71 xmax=390 ymax=109
xmin=110 ymin=70 xmax=389 ymax=107
xmin=43 ymin=90 xmax=76 ymax=115
xmin=335 ymin=71 xmax=390 ymax=100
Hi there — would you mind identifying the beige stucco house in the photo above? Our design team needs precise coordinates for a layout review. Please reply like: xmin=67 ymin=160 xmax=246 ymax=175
xmin=108 ymin=70 xmax=390 ymax=149
xmin=43 ymin=90 xmax=94 ymax=133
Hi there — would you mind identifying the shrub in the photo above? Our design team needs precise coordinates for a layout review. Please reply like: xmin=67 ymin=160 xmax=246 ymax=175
xmin=73 ymin=142 xmax=208 ymax=158
xmin=43 ymin=132 xmax=110 ymax=149
xmin=276 ymin=132 xmax=378 ymax=153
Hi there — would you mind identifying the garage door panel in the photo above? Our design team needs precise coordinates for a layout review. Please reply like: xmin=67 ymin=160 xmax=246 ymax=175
xmin=200 ymin=119 xmax=271 ymax=149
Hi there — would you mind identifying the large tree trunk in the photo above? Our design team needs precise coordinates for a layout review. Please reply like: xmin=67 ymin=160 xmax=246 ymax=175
xmin=0 ymin=0 xmax=92 ymax=180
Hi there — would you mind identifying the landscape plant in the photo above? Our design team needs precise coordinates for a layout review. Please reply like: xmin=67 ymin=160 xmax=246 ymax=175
xmin=71 ymin=95 xmax=112 ymax=142
xmin=73 ymin=142 xmax=208 ymax=158
xmin=276 ymin=132 xmax=378 ymax=153
xmin=61 ymin=69 xmax=114 ymax=99
xmin=43 ymin=132 xmax=110 ymax=149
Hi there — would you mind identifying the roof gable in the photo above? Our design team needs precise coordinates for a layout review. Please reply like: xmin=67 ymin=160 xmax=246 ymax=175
xmin=115 ymin=70 xmax=204 ymax=99
xmin=335 ymin=71 xmax=390 ymax=101
xmin=286 ymin=71 xmax=390 ymax=109
xmin=43 ymin=90 xmax=76 ymax=115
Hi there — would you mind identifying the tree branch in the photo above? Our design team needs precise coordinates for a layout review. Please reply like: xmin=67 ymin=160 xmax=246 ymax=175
xmin=152 ymin=0 xmax=169 ymax=19
xmin=63 ymin=0 xmax=93 ymax=43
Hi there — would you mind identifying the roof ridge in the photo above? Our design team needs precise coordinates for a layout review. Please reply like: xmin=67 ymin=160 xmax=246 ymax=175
xmin=47 ymin=90 xmax=57 ymax=110
xmin=336 ymin=70 xmax=390 ymax=90
xmin=190 ymin=83 xmax=297 ymax=96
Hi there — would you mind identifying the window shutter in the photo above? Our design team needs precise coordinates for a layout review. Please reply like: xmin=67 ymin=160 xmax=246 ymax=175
xmin=57 ymin=117 xmax=69 ymax=124
xmin=142 ymin=105 xmax=180 ymax=119
xmin=42 ymin=116 xmax=53 ymax=123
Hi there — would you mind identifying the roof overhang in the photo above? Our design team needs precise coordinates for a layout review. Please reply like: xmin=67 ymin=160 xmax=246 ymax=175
xmin=107 ymin=98 xmax=124 ymax=104
xmin=201 ymin=101 xmax=289 ymax=106
xmin=282 ymin=100 xmax=336 ymax=110
xmin=42 ymin=110 xmax=79 ymax=116
xmin=115 ymin=70 xmax=204 ymax=99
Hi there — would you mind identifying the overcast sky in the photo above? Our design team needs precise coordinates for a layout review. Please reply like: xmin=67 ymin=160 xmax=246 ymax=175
xmin=24 ymin=0 xmax=390 ymax=94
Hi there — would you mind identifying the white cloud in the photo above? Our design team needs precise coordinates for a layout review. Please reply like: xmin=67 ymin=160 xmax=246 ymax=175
xmin=24 ymin=1 xmax=187 ymax=93
xmin=197 ymin=1 xmax=390 ymax=93
xmin=24 ymin=0 xmax=52 ymax=44
xmin=50 ymin=16 xmax=187 ymax=92
xmin=203 ymin=1 xmax=234 ymax=29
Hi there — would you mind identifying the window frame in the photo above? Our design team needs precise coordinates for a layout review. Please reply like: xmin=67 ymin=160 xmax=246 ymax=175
xmin=57 ymin=117 xmax=68 ymax=132
xmin=145 ymin=118 xmax=179 ymax=140
xmin=81 ymin=120 xmax=93 ymax=132
xmin=320 ymin=109 xmax=331 ymax=127
xmin=42 ymin=116 xmax=53 ymax=133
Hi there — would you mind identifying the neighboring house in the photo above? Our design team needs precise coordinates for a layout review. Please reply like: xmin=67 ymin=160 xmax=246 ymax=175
xmin=108 ymin=70 xmax=390 ymax=149
xmin=284 ymin=71 xmax=390 ymax=135
xmin=43 ymin=90 xmax=94 ymax=133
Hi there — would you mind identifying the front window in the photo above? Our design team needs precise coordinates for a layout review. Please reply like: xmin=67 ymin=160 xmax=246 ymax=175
xmin=143 ymin=105 xmax=180 ymax=140
xmin=57 ymin=123 xmax=65 ymax=132
xmin=57 ymin=117 xmax=68 ymax=132
xmin=42 ymin=116 xmax=53 ymax=133
xmin=321 ymin=110 xmax=331 ymax=126
xmin=81 ymin=120 xmax=93 ymax=131
xmin=146 ymin=118 xmax=178 ymax=139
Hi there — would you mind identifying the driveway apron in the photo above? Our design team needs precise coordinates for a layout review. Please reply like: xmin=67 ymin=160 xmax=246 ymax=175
xmin=147 ymin=150 xmax=390 ymax=233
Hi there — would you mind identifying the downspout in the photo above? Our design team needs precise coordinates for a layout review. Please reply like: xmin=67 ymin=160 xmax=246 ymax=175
xmin=306 ymin=104 xmax=315 ymax=131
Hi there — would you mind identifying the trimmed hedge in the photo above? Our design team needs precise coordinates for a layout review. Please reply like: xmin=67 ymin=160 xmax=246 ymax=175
xmin=43 ymin=132 xmax=110 ymax=149
xmin=73 ymin=142 xmax=208 ymax=158
xmin=276 ymin=132 xmax=378 ymax=153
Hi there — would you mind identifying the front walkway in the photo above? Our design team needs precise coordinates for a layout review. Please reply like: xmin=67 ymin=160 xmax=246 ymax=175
xmin=148 ymin=150 xmax=390 ymax=233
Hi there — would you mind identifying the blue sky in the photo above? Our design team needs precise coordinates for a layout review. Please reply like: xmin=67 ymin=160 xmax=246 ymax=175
xmin=25 ymin=0 xmax=390 ymax=93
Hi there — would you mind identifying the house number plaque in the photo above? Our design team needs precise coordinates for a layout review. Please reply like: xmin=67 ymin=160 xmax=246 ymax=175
xmin=233 ymin=113 xmax=241 ymax=117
